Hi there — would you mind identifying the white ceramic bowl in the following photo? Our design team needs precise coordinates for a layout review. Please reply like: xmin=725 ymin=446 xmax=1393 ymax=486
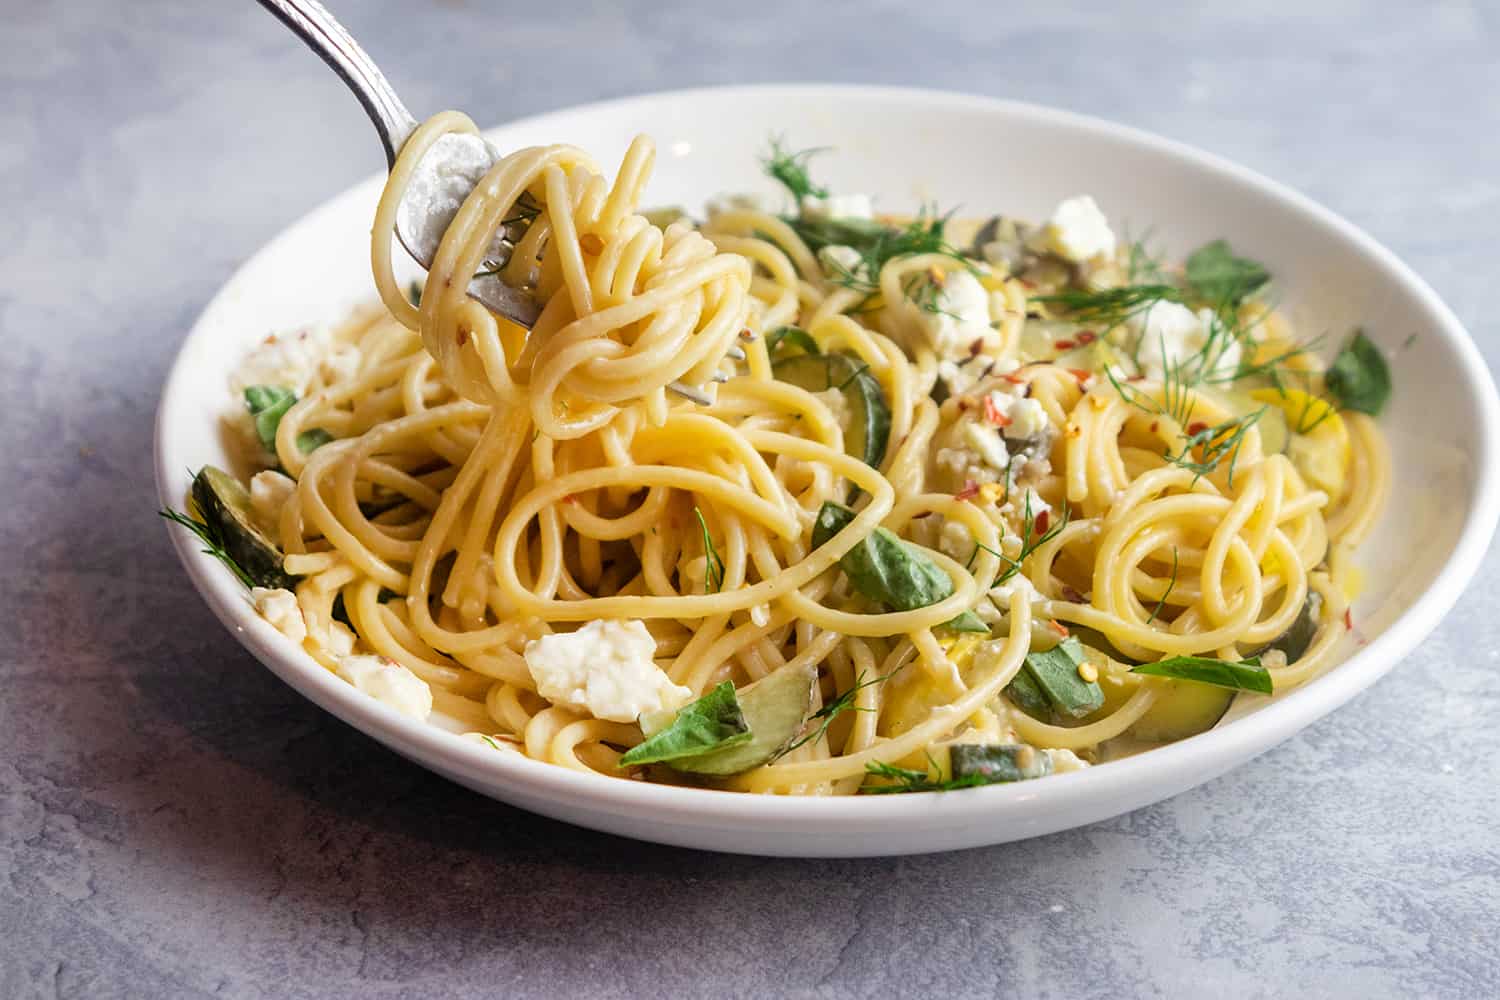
xmin=156 ymin=85 xmax=1500 ymax=856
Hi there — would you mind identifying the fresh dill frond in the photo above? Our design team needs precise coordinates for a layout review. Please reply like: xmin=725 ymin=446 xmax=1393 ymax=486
xmin=861 ymin=754 xmax=989 ymax=794
xmin=1164 ymin=408 xmax=1265 ymax=487
xmin=693 ymin=505 xmax=725 ymax=594
xmin=763 ymin=136 xmax=829 ymax=203
xmin=971 ymin=493 xmax=1072 ymax=588
xmin=777 ymin=669 xmax=894 ymax=758
xmin=1123 ymin=229 xmax=1169 ymax=284
xmin=159 ymin=507 xmax=255 ymax=589
xmin=1032 ymin=283 xmax=1181 ymax=331
xmin=1145 ymin=546 xmax=1179 ymax=626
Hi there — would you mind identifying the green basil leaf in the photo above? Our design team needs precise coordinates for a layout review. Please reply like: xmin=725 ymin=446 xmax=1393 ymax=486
xmin=943 ymin=611 xmax=990 ymax=634
xmin=616 ymin=682 xmax=752 ymax=767
xmin=296 ymin=428 xmax=334 ymax=454
xmin=1132 ymin=655 xmax=1273 ymax=694
xmin=1002 ymin=666 xmax=1050 ymax=717
xmin=813 ymin=502 xmax=986 ymax=632
xmin=1324 ymin=330 xmax=1390 ymax=416
xmin=244 ymin=385 xmax=297 ymax=452
xmin=766 ymin=325 xmax=820 ymax=357
xmin=1023 ymin=637 xmax=1103 ymax=719
xmin=1184 ymin=239 xmax=1269 ymax=306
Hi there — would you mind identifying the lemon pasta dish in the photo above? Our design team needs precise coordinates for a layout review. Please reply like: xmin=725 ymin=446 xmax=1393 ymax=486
xmin=165 ymin=113 xmax=1392 ymax=795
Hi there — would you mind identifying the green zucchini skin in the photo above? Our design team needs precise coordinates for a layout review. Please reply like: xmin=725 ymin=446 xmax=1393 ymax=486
xmin=191 ymin=466 xmax=296 ymax=590
xmin=1258 ymin=592 xmax=1323 ymax=665
xmin=950 ymin=743 xmax=1053 ymax=783
xmin=772 ymin=352 xmax=891 ymax=470
xmin=1127 ymin=680 xmax=1235 ymax=743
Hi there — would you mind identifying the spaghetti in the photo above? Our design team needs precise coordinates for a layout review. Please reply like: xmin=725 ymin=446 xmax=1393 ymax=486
xmin=196 ymin=118 xmax=1390 ymax=795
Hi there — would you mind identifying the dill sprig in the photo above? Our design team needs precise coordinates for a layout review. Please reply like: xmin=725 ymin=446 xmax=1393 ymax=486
xmin=861 ymin=753 xmax=988 ymax=794
xmin=966 ymin=494 xmax=1072 ymax=588
xmin=1033 ymin=283 xmax=1183 ymax=333
xmin=1145 ymin=547 xmax=1179 ymax=626
xmin=776 ymin=669 xmax=894 ymax=758
xmin=1165 ymin=408 xmax=1265 ymax=487
xmin=693 ymin=506 xmax=725 ymax=594
xmin=763 ymin=136 xmax=829 ymax=203
xmin=159 ymin=507 xmax=255 ymax=590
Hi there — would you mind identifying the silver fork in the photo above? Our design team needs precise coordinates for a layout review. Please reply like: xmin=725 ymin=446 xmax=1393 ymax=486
xmin=255 ymin=0 xmax=745 ymax=402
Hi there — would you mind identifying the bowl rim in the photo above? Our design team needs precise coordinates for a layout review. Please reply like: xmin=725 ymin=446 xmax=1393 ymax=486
xmin=155 ymin=82 xmax=1500 ymax=833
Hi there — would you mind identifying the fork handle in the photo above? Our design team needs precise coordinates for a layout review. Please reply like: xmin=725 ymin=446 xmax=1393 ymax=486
xmin=255 ymin=0 xmax=419 ymax=166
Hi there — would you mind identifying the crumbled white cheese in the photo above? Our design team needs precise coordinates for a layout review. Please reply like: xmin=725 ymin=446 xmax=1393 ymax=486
xmin=229 ymin=325 xmax=336 ymax=396
xmin=523 ymin=619 xmax=692 ymax=723
xmin=983 ymin=390 xmax=1051 ymax=443
xmin=1045 ymin=748 xmax=1090 ymax=773
xmin=325 ymin=621 xmax=357 ymax=657
xmin=817 ymin=243 xmax=867 ymax=282
xmin=962 ymin=420 xmax=1011 ymax=473
xmin=320 ymin=344 xmax=362 ymax=385
xmin=937 ymin=518 xmax=974 ymax=562
xmin=705 ymin=191 xmax=768 ymax=218
xmin=1032 ymin=195 xmax=1116 ymax=263
xmin=1129 ymin=302 xmax=1241 ymax=382
xmin=800 ymin=191 xmax=873 ymax=221
xmin=912 ymin=270 xmax=996 ymax=362
xmin=248 ymin=470 xmax=295 ymax=537
xmin=252 ymin=587 xmax=306 ymax=645
xmin=937 ymin=355 xmax=1019 ymax=397
xmin=336 ymin=654 xmax=433 ymax=720
xmin=813 ymin=386 xmax=851 ymax=430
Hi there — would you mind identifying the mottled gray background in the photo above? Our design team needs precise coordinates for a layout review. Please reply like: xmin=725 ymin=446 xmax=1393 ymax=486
xmin=3 ymin=1 xmax=1498 ymax=997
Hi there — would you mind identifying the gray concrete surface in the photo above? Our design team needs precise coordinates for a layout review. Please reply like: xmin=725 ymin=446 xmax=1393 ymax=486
xmin=3 ymin=1 xmax=1498 ymax=997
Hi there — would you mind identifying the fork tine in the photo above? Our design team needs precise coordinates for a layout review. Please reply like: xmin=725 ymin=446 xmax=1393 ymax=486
xmin=666 ymin=381 xmax=713 ymax=404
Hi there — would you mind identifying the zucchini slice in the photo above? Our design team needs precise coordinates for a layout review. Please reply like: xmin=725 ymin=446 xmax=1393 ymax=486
xmin=772 ymin=352 xmax=891 ymax=469
xmin=950 ymin=743 xmax=1053 ymax=783
xmin=191 ymin=466 xmax=295 ymax=590
xmin=1127 ymin=679 xmax=1235 ymax=742
xmin=1259 ymin=591 xmax=1323 ymax=664
xmin=669 ymin=662 xmax=817 ymax=776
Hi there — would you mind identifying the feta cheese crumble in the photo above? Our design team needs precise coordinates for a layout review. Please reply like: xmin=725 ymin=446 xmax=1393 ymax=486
xmin=1032 ymin=195 xmax=1116 ymax=263
xmin=1128 ymin=302 xmax=1241 ymax=382
xmin=705 ymin=191 xmax=768 ymax=219
xmin=248 ymin=470 xmax=295 ymax=537
xmin=252 ymin=587 xmax=306 ymax=645
xmin=799 ymin=191 xmax=873 ymax=221
xmin=909 ymin=269 xmax=999 ymax=362
xmin=523 ymin=619 xmax=692 ymax=723
xmin=229 ymin=325 xmax=337 ymax=396
xmin=336 ymin=654 xmax=433 ymax=721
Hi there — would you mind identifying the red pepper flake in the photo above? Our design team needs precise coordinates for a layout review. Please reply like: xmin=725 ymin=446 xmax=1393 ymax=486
xmin=1344 ymin=607 xmax=1354 ymax=631
xmin=561 ymin=495 xmax=577 ymax=505
xmin=1048 ymin=620 xmax=1070 ymax=638
xmin=1054 ymin=338 xmax=1077 ymax=351
xmin=457 ymin=329 xmax=469 ymax=346
xmin=1002 ymin=371 xmax=1028 ymax=385
xmin=1034 ymin=509 xmax=1051 ymax=534
xmin=1187 ymin=421 xmax=1209 ymax=437
xmin=1067 ymin=368 xmax=1092 ymax=384
xmin=1076 ymin=330 xmax=1097 ymax=345
xmin=969 ymin=337 xmax=986 ymax=357
xmin=1060 ymin=585 xmax=1086 ymax=604
xmin=1019 ymin=277 xmax=1037 ymax=290
xmin=1149 ymin=421 xmax=1160 ymax=433
xmin=982 ymin=395 xmax=1013 ymax=427
xmin=1127 ymin=373 xmax=1146 ymax=383
xmin=955 ymin=481 xmax=981 ymax=502
xmin=910 ymin=510 xmax=932 ymax=519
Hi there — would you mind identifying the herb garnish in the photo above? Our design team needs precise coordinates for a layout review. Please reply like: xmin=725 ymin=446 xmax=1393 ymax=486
xmin=1325 ymin=330 xmax=1391 ymax=416
xmin=159 ymin=506 xmax=256 ymax=589
xmin=693 ymin=505 xmax=725 ymax=594
xmin=244 ymin=386 xmax=334 ymax=456
xmin=764 ymin=136 xmax=829 ymax=202
xmin=1145 ymin=547 xmax=1179 ymax=626
xmin=1162 ymin=408 xmax=1265 ymax=487
xmin=1183 ymin=240 xmax=1270 ymax=308
xmin=861 ymin=754 xmax=990 ymax=794
xmin=776 ymin=669 xmax=893 ymax=758
xmin=1132 ymin=655 xmax=1273 ymax=694
xmin=616 ymin=682 xmax=751 ymax=767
